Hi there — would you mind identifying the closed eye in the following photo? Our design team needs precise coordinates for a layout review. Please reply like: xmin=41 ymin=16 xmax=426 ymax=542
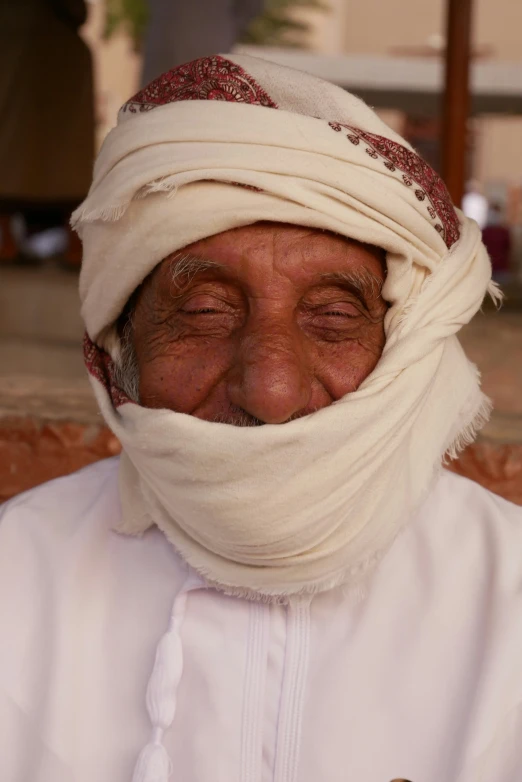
xmin=179 ymin=293 xmax=234 ymax=315
xmin=181 ymin=307 xmax=223 ymax=314
xmin=312 ymin=302 xmax=361 ymax=318
xmin=322 ymin=309 xmax=358 ymax=317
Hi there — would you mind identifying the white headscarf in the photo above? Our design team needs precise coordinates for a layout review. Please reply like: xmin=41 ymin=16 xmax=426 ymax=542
xmin=74 ymin=53 xmax=498 ymax=601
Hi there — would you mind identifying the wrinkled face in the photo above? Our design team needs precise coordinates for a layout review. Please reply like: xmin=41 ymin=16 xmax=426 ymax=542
xmin=127 ymin=223 xmax=387 ymax=425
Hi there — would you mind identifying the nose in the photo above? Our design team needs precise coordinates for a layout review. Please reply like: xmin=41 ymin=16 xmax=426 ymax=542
xmin=227 ymin=324 xmax=312 ymax=424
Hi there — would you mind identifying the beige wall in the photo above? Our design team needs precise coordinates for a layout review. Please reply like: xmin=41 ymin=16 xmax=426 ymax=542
xmin=476 ymin=0 xmax=522 ymax=61
xmin=311 ymin=0 xmax=444 ymax=54
xmin=477 ymin=115 xmax=522 ymax=184
xmin=310 ymin=0 xmax=522 ymax=60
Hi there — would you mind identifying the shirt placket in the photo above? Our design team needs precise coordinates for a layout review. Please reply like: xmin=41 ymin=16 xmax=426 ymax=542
xmin=272 ymin=596 xmax=312 ymax=782
xmin=240 ymin=596 xmax=312 ymax=782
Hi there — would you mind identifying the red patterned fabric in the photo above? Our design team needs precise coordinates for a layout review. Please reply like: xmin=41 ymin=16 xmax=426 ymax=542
xmin=122 ymin=55 xmax=278 ymax=113
xmin=83 ymin=334 xmax=133 ymax=408
xmin=329 ymin=122 xmax=460 ymax=249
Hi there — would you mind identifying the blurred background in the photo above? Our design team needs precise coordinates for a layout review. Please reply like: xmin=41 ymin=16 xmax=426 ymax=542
xmin=1 ymin=0 xmax=521 ymax=502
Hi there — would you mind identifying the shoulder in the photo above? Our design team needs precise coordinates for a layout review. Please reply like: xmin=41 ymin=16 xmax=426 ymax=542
xmin=423 ymin=468 xmax=522 ymax=529
xmin=0 ymin=455 xmax=186 ymax=589
xmin=0 ymin=458 xmax=123 ymax=664
xmin=0 ymin=457 xmax=121 ymax=548
xmin=412 ymin=468 xmax=522 ymax=587
xmin=1 ymin=455 xmax=119 ymax=513
xmin=418 ymin=472 xmax=522 ymax=773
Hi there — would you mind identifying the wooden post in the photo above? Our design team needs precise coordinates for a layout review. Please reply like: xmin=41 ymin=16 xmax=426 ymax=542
xmin=441 ymin=0 xmax=474 ymax=207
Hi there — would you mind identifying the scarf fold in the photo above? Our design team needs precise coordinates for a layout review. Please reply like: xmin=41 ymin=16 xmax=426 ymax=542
xmin=76 ymin=54 xmax=497 ymax=599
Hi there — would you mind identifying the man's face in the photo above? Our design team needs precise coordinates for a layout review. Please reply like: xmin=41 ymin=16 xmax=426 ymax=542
xmin=129 ymin=223 xmax=387 ymax=425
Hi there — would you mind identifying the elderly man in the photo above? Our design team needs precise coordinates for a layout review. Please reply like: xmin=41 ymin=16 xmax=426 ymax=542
xmin=1 ymin=55 xmax=521 ymax=782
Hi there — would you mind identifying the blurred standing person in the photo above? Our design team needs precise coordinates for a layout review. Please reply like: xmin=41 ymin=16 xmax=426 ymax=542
xmin=141 ymin=0 xmax=264 ymax=85
xmin=482 ymin=203 xmax=512 ymax=283
xmin=0 ymin=0 xmax=94 ymax=267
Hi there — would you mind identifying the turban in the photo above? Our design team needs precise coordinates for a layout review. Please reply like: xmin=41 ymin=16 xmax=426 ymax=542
xmin=73 ymin=54 xmax=497 ymax=602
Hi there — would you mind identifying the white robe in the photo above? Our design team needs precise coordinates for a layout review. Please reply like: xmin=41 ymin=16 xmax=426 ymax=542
xmin=1 ymin=457 xmax=522 ymax=782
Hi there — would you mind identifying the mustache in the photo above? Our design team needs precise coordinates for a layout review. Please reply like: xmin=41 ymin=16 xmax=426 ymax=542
xmin=211 ymin=411 xmax=265 ymax=427
xmin=210 ymin=405 xmax=318 ymax=427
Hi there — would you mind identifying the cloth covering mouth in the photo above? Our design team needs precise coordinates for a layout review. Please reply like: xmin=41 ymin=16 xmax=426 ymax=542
xmin=75 ymin=53 xmax=499 ymax=601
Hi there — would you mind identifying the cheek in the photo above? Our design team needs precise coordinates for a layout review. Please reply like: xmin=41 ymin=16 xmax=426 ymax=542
xmin=314 ymin=323 xmax=385 ymax=399
xmin=138 ymin=343 xmax=232 ymax=412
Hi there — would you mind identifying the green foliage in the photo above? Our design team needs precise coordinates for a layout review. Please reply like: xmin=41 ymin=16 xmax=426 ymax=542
xmin=104 ymin=0 xmax=149 ymax=49
xmin=241 ymin=0 xmax=329 ymax=48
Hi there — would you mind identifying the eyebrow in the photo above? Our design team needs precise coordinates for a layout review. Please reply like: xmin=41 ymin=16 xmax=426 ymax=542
xmin=168 ymin=252 xmax=226 ymax=289
xmin=319 ymin=268 xmax=384 ymax=303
